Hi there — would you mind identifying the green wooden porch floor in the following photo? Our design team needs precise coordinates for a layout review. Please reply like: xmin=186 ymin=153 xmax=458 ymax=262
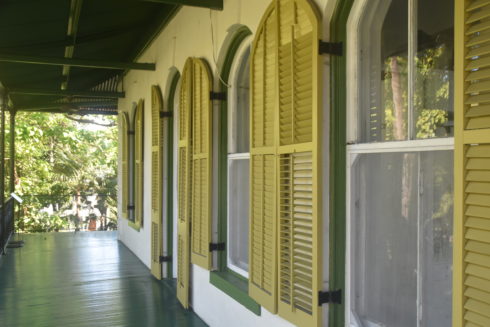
xmin=0 ymin=232 xmax=207 ymax=327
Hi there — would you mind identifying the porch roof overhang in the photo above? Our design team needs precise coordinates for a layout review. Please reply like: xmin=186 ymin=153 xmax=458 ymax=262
xmin=0 ymin=0 xmax=222 ymax=115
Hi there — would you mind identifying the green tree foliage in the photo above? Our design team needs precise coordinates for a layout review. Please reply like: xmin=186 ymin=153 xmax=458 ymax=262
xmin=7 ymin=112 xmax=117 ymax=232
xmin=380 ymin=43 xmax=452 ymax=140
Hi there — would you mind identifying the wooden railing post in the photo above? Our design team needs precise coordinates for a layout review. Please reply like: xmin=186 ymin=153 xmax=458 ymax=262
xmin=9 ymin=108 xmax=15 ymax=232
xmin=0 ymin=94 xmax=5 ymax=252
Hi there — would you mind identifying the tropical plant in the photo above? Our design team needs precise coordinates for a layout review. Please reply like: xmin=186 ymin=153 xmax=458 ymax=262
xmin=6 ymin=112 xmax=118 ymax=232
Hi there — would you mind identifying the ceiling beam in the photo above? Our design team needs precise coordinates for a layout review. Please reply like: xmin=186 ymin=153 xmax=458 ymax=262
xmin=0 ymin=54 xmax=155 ymax=71
xmin=140 ymin=0 xmax=223 ymax=10
xmin=8 ymin=88 xmax=125 ymax=98
xmin=62 ymin=0 xmax=84 ymax=90
xmin=16 ymin=101 xmax=118 ymax=111
xmin=20 ymin=107 xmax=117 ymax=116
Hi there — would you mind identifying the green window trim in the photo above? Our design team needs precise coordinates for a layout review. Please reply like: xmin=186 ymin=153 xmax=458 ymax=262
xmin=126 ymin=100 xmax=144 ymax=231
xmin=329 ymin=0 xmax=355 ymax=326
xmin=164 ymin=70 xmax=180 ymax=278
xmin=210 ymin=270 xmax=261 ymax=316
xmin=121 ymin=112 xmax=130 ymax=221
xmin=128 ymin=220 xmax=141 ymax=231
xmin=212 ymin=25 xmax=256 ymax=312
xmin=216 ymin=25 xmax=253 ymax=270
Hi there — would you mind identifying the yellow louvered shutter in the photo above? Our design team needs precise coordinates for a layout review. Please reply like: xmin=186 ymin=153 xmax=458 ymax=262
xmin=276 ymin=1 xmax=322 ymax=325
xmin=455 ymin=1 xmax=490 ymax=325
xmin=249 ymin=0 xmax=322 ymax=324
xmin=190 ymin=58 xmax=213 ymax=270
xmin=249 ymin=2 xmax=279 ymax=314
xmin=177 ymin=59 xmax=193 ymax=308
xmin=134 ymin=99 xmax=144 ymax=227
xmin=151 ymin=85 xmax=164 ymax=279
xmin=121 ymin=112 xmax=130 ymax=220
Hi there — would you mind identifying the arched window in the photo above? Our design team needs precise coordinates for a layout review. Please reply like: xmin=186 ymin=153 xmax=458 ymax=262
xmin=132 ymin=99 xmax=144 ymax=228
xmin=227 ymin=41 xmax=251 ymax=277
xmin=347 ymin=0 xmax=454 ymax=326
xmin=120 ymin=112 xmax=130 ymax=220
xmin=169 ymin=72 xmax=181 ymax=280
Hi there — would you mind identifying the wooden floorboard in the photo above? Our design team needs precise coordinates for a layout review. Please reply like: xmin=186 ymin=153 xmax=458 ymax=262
xmin=0 ymin=231 xmax=207 ymax=327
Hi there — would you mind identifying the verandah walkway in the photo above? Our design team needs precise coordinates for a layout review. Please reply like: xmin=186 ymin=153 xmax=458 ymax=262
xmin=0 ymin=232 xmax=207 ymax=327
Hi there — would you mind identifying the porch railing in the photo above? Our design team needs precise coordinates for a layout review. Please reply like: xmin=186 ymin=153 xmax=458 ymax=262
xmin=0 ymin=197 xmax=16 ymax=254
xmin=17 ymin=194 xmax=117 ymax=232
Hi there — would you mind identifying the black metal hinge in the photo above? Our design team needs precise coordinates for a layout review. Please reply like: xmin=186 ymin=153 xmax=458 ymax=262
xmin=210 ymin=91 xmax=227 ymax=101
xmin=127 ymin=205 xmax=135 ymax=211
xmin=319 ymin=41 xmax=343 ymax=56
xmin=160 ymin=111 xmax=172 ymax=118
xmin=159 ymin=255 xmax=172 ymax=263
xmin=318 ymin=289 xmax=342 ymax=305
xmin=209 ymin=242 xmax=226 ymax=252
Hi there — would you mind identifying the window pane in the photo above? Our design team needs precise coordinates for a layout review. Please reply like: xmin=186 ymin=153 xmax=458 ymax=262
xmin=415 ymin=0 xmax=454 ymax=139
xmin=360 ymin=0 xmax=408 ymax=142
xmin=351 ymin=150 xmax=453 ymax=327
xmin=351 ymin=152 xmax=418 ymax=326
xmin=228 ymin=158 xmax=249 ymax=272
xmin=420 ymin=152 xmax=453 ymax=326
xmin=234 ymin=48 xmax=250 ymax=153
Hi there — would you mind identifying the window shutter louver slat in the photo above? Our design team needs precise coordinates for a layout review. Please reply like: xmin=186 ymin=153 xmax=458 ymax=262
xmin=177 ymin=60 xmax=193 ymax=308
xmin=249 ymin=2 xmax=279 ymax=314
xmin=455 ymin=0 xmax=490 ymax=325
xmin=121 ymin=113 xmax=129 ymax=219
xmin=190 ymin=58 xmax=213 ymax=270
xmin=463 ymin=0 xmax=490 ymax=131
xmin=151 ymin=85 xmax=164 ymax=279
xmin=135 ymin=100 xmax=144 ymax=227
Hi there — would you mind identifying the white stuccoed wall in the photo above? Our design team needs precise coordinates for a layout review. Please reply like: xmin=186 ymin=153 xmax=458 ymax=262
xmin=117 ymin=0 xmax=335 ymax=326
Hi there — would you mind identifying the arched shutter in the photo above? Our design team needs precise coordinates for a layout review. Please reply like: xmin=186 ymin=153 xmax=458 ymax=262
xmin=190 ymin=58 xmax=213 ymax=270
xmin=249 ymin=2 xmax=279 ymax=314
xmin=134 ymin=99 xmax=144 ymax=227
xmin=276 ymin=1 xmax=322 ymax=325
xmin=177 ymin=59 xmax=193 ymax=308
xmin=121 ymin=112 xmax=130 ymax=220
xmin=455 ymin=1 xmax=490 ymax=325
xmin=249 ymin=0 xmax=322 ymax=324
xmin=151 ymin=85 xmax=164 ymax=280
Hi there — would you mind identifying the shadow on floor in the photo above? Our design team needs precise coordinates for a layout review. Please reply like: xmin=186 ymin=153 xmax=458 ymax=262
xmin=0 ymin=231 xmax=207 ymax=327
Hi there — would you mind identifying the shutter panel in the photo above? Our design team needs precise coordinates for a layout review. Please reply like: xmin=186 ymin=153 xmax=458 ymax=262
xmin=151 ymin=85 xmax=164 ymax=279
xmin=135 ymin=99 xmax=144 ymax=227
xmin=190 ymin=58 xmax=213 ymax=270
xmin=249 ymin=0 xmax=322 ymax=324
xmin=455 ymin=1 xmax=490 ymax=325
xmin=121 ymin=112 xmax=130 ymax=220
xmin=177 ymin=59 xmax=193 ymax=308
xmin=276 ymin=1 xmax=322 ymax=326
xmin=249 ymin=2 xmax=279 ymax=314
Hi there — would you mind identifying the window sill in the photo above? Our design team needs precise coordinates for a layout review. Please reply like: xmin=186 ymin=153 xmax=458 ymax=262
xmin=210 ymin=270 xmax=261 ymax=316
xmin=128 ymin=220 xmax=140 ymax=231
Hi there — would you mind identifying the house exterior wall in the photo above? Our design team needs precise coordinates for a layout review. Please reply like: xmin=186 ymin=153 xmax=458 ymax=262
xmin=117 ymin=0 xmax=333 ymax=326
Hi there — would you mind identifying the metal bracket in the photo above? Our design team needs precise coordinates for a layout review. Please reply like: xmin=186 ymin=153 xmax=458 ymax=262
xmin=318 ymin=289 xmax=342 ymax=305
xmin=127 ymin=205 xmax=135 ymax=211
xmin=127 ymin=130 xmax=135 ymax=135
xmin=159 ymin=255 xmax=172 ymax=263
xmin=160 ymin=111 xmax=172 ymax=118
xmin=209 ymin=242 xmax=225 ymax=252
xmin=210 ymin=91 xmax=227 ymax=101
xmin=319 ymin=41 xmax=343 ymax=56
